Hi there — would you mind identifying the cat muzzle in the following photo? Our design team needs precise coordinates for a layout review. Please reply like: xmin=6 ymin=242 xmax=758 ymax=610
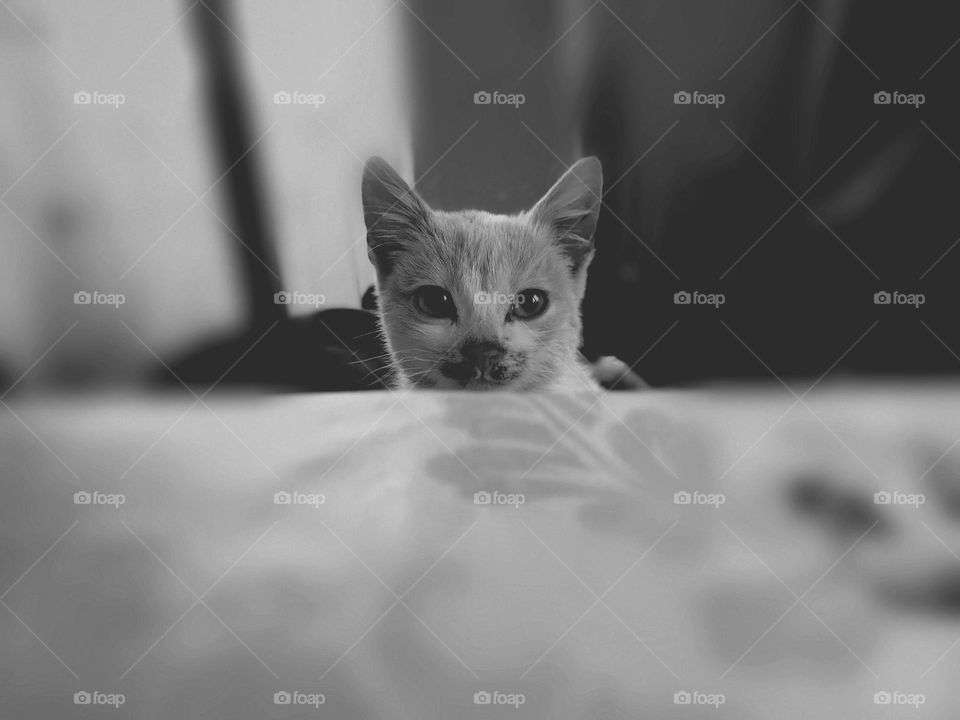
xmin=442 ymin=342 xmax=510 ymax=384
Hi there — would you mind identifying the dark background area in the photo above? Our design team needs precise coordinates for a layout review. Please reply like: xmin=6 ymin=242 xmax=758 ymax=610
xmin=407 ymin=0 xmax=960 ymax=386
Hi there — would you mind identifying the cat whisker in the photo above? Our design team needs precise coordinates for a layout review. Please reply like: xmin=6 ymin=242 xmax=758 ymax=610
xmin=357 ymin=366 xmax=395 ymax=386
xmin=346 ymin=353 xmax=394 ymax=366
xmin=350 ymin=328 xmax=387 ymax=340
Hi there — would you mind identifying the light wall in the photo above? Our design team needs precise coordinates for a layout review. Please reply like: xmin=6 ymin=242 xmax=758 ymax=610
xmin=0 ymin=0 xmax=409 ymax=389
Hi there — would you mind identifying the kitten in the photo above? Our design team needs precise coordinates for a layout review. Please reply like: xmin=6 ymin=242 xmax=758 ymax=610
xmin=361 ymin=156 xmax=603 ymax=391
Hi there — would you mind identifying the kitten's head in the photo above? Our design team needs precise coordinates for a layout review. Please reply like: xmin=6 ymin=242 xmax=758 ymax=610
xmin=362 ymin=157 xmax=602 ymax=390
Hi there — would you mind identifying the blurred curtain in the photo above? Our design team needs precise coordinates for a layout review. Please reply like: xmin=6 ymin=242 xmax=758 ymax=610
xmin=407 ymin=0 xmax=960 ymax=384
xmin=0 ymin=0 xmax=408 ymax=390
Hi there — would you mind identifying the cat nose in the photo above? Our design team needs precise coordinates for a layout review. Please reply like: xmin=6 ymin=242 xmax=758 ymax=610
xmin=460 ymin=342 xmax=503 ymax=378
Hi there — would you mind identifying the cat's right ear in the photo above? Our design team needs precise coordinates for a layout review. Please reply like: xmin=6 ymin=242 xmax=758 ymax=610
xmin=528 ymin=157 xmax=603 ymax=274
xmin=362 ymin=157 xmax=431 ymax=276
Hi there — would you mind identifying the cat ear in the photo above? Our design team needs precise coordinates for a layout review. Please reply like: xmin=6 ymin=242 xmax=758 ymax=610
xmin=362 ymin=156 xmax=431 ymax=275
xmin=528 ymin=157 xmax=602 ymax=273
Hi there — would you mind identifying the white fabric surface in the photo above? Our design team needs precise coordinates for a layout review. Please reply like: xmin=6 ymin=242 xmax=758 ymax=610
xmin=2 ymin=387 xmax=959 ymax=717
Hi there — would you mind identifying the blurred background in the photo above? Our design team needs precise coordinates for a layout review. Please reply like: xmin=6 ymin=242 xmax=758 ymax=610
xmin=2 ymin=0 xmax=959 ymax=394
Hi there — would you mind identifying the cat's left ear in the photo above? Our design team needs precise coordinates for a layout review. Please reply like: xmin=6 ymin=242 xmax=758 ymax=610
xmin=362 ymin=156 xmax=432 ymax=276
xmin=528 ymin=157 xmax=602 ymax=273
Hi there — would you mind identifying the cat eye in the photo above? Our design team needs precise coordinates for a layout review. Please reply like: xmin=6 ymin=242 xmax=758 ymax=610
xmin=510 ymin=289 xmax=549 ymax=320
xmin=414 ymin=285 xmax=457 ymax=319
